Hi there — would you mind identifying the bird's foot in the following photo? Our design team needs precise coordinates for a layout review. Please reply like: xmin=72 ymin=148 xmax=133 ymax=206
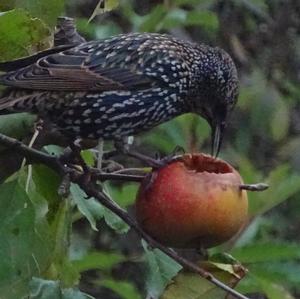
xmin=34 ymin=118 xmax=44 ymax=132
xmin=155 ymin=146 xmax=185 ymax=166
xmin=156 ymin=154 xmax=183 ymax=167
xmin=124 ymin=148 xmax=164 ymax=168
xmin=101 ymin=159 xmax=124 ymax=172
xmin=114 ymin=140 xmax=184 ymax=169
xmin=114 ymin=139 xmax=163 ymax=168
xmin=70 ymin=139 xmax=90 ymax=172
xmin=59 ymin=139 xmax=91 ymax=178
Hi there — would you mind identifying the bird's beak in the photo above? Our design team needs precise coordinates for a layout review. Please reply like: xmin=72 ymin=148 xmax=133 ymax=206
xmin=211 ymin=122 xmax=225 ymax=158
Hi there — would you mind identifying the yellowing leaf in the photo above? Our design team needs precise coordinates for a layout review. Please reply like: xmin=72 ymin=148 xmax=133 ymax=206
xmin=161 ymin=260 xmax=247 ymax=299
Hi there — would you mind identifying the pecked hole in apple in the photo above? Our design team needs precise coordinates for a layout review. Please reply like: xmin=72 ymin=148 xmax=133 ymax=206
xmin=182 ymin=153 xmax=233 ymax=174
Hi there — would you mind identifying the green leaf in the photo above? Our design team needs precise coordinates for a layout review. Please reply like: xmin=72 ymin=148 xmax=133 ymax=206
xmin=30 ymin=278 xmax=61 ymax=299
xmin=142 ymin=241 xmax=181 ymax=298
xmin=161 ymin=260 xmax=246 ymax=299
xmin=0 ymin=180 xmax=54 ymax=299
xmin=236 ymin=156 xmax=262 ymax=185
xmin=142 ymin=128 xmax=178 ymax=153
xmin=32 ymin=165 xmax=61 ymax=209
xmin=70 ymin=183 xmax=129 ymax=233
xmin=249 ymin=262 xmax=300 ymax=290
xmin=15 ymin=0 xmax=65 ymax=26
xmin=44 ymin=145 xmax=64 ymax=156
xmin=185 ymin=11 xmax=219 ymax=32
xmin=0 ymin=9 xmax=50 ymax=61
xmin=101 ymin=279 xmax=142 ymax=299
xmin=102 ymin=207 xmax=129 ymax=233
xmin=62 ymin=288 xmax=95 ymax=299
xmin=29 ymin=277 xmax=95 ymax=299
xmin=160 ymin=8 xmax=187 ymax=30
xmin=105 ymin=182 xmax=138 ymax=208
xmin=230 ymin=243 xmax=300 ymax=263
xmin=139 ymin=5 xmax=167 ymax=32
xmin=70 ymin=183 xmax=100 ymax=231
xmin=142 ymin=114 xmax=210 ymax=154
xmin=31 ymin=164 xmax=64 ymax=229
xmin=89 ymin=0 xmax=119 ymax=22
xmin=76 ymin=18 xmax=122 ymax=40
xmin=81 ymin=150 xmax=95 ymax=167
xmin=254 ymin=276 xmax=295 ymax=299
xmin=72 ymin=251 xmax=125 ymax=273
xmin=102 ymin=186 xmax=130 ymax=233
xmin=49 ymin=198 xmax=79 ymax=287
xmin=0 ymin=113 xmax=35 ymax=139
xmin=209 ymin=252 xmax=239 ymax=265
xmin=248 ymin=165 xmax=300 ymax=216
xmin=270 ymin=94 xmax=290 ymax=141
xmin=233 ymin=216 xmax=264 ymax=247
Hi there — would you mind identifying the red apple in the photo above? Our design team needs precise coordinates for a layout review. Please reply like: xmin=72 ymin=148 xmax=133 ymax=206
xmin=135 ymin=153 xmax=248 ymax=248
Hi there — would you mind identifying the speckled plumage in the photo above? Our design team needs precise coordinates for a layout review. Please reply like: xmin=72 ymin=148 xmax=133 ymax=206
xmin=0 ymin=32 xmax=239 ymax=142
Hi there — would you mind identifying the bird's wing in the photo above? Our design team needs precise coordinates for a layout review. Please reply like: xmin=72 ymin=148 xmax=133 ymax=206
xmin=0 ymin=35 xmax=173 ymax=92
xmin=0 ymin=45 xmax=75 ymax=72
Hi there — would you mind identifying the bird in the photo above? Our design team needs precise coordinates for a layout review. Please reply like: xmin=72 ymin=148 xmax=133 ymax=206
xmin=0 ymin=32 xmax=239 ymax=158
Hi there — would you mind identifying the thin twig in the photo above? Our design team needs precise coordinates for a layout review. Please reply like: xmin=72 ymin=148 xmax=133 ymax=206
xmin=24 ymin=128 xmax=40 ymax=192
xmin=0 ymin=132 xmax=249 ymax=299
xmin=112 ymin=167 xmax=150 ymax=175
xmin=240 ymin=183 xmax=269 ymax=191
xmin=97 ymin=139 xmax=104 ymax=169
xmin=91 ymin=171 xmax=145 ymax=182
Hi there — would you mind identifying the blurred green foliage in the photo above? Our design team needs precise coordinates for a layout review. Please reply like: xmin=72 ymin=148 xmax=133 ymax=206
xmin=0 ymin=9 xmax=50 ymax=60
xmin=0 ymin=0 xmax=300 ymax=298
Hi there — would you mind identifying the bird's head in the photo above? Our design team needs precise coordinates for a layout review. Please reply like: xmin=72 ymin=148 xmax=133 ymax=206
xmin=188 ymin=46 xmax=239 ymax=157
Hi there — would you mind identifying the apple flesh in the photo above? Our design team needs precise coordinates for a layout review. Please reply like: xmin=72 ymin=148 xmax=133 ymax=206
xmin=135 ymin=153 xmax=248 ymax=248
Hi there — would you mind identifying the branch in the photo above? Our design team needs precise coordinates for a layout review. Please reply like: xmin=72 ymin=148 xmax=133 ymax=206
xmin=75 ymin=180 xmax=249 ymax=299
xmin=0 ymin=132 xmax=249 ymax=299
xmin=0 ymin=133 xmax=62 ymax=172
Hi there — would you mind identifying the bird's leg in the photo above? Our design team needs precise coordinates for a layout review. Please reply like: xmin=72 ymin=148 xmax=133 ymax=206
xmin=72 ymin=139 xmax=88 ymax=170
xmin=59 ymin=138 xmax=90 ymax=174
xmin=58 ymin=139 xmax=93 ymax=195
xmin=114 ymin=138 xmax=164 ymax=168
xmin=156 ymin=145 xmax=185 ymax=165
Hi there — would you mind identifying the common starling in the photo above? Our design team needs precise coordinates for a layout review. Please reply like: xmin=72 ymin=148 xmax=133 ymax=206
xmin=0 ymin=32 xmax=239 ymax=156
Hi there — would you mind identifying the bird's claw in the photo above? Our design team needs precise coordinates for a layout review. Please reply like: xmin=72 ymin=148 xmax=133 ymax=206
xmin=101 ymin=160 xmax=124 ymax=172
xmin=172 ymin=145 xmax=186 ymax=156
xmin=153 ymin=154 xmax=182 ymax=169
xmin=114 ymin=139 xmax=184 ymax=169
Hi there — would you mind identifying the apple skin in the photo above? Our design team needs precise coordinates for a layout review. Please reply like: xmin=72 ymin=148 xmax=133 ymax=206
xmin=135 ymin=154 xmax=248 ymax=248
